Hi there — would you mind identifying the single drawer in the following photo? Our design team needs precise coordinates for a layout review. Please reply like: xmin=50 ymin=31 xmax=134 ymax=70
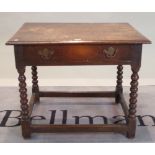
xmin=22 ymin=44 xmax=135 ymax=66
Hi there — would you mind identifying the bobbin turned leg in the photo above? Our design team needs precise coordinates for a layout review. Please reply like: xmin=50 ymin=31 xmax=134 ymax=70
xmin=31 ymin=66 xmax=40 ymax=102
xmin=127 ymin=65 xmax=139 ymax=138
xmin=17 ymin=66 xmax=31 ymax=138
xmin=115 ymin=65 xmax=123 ymax=104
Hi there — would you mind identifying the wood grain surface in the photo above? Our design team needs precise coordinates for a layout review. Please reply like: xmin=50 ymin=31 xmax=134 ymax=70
xmin=6 ymin=23 xmax=151 ymax=45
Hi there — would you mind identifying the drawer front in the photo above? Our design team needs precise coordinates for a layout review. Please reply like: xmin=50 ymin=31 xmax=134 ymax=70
xmin=22 ymin=44 xmax=134 ymax=66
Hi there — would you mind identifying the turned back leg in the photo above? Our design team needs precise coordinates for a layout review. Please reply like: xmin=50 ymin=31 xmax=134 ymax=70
xmin=31 ymin=66 xmax=40 ymax=102
xmin=115 ymin=65 xmax=123 ymax=104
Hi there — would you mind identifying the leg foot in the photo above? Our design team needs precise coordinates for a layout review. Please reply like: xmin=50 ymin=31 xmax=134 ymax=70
xmin=21 ymin=121 xmax=31 ymax=138
xmin=126 ymin=118 xmax=136 ymax=138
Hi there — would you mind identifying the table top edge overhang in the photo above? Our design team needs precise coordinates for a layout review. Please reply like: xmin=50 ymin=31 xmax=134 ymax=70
xmin=5 ymin=40 xmax=151 ymax=45
xmin=5 ymin=23 xmax=151 ymax=46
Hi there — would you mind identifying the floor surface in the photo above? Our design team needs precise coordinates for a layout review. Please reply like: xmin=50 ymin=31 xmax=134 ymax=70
xmin=0 ymin=86 xmax=155 ymax=143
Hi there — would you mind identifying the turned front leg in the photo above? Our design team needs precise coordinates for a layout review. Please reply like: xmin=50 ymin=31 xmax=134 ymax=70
xmin=17 ymin=66 xmax=31 ymax=138
xmin=115 ymin=65 xmax=123 ymax=103
xmin=31 ymin=66 xmax=40 ymax=102
xmin=127 ymin=66 xmax=139 ymax=138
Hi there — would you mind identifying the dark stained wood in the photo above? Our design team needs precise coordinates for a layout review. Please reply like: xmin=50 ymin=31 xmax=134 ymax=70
xmin=6 ymin=23 xmax=151 ymax=45
xmin=127 ymin=66 xmax=139 ymax=138
xmin=17 ymin=67 xmax=29 ymax=121
xmin=115 ymin=65 xmax=123 ymax=103
xmin=17 ymin=66 xmax=31 ymax=138
xmin=39 ymin=91 xmax=115 ymax=98
xmin=31 ymin=66 xmax=39 ymax=102
xmin=6 ymin=23 xmax=151 ymax=139
xmin=31 ymin=124 xmax=128 ymax=133
xmin=17 ymin=44 xmax=139 ymax=66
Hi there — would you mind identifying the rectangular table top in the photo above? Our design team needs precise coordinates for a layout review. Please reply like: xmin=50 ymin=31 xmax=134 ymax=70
xmin=6 ymin=23 xmax=151 ymax=45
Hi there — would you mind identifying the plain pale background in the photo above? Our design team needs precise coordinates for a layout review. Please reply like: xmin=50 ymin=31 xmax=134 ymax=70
xmin=0 ymin=0 xmax=154 ymax=152
xmin=0 ymin=12 xmax=154 ymax=86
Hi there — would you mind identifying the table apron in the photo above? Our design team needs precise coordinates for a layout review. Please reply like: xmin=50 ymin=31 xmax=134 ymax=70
xmin=14 ymin=44 xmax=142 ymax=67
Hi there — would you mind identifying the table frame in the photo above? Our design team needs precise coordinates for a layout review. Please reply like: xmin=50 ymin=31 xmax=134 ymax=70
xmin=15 ymin=45 xmax=141 ymax=139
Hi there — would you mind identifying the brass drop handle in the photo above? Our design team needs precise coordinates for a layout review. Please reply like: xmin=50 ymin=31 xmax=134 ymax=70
xmin=38 ymin=48 xmax=55 ymax=60
xmin=104 ymin=47 xmax=117 ymax=58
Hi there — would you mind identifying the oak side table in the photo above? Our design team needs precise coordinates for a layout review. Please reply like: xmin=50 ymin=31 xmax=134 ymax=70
xmin=6 ymin=23 xmax=151 ymax=139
